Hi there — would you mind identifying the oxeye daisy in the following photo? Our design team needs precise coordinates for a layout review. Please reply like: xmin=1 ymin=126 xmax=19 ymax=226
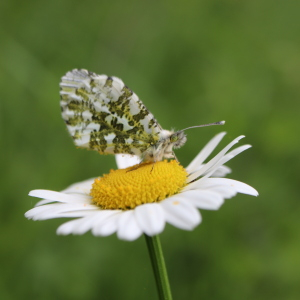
xmin=27 ymin=69 xmax=259 ymax=299
xmin=25 ymin=132 xmax=258 ymax=241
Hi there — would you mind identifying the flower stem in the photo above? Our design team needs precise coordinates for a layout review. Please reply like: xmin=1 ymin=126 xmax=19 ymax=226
xmin=144 ymin=234 xmax=173 ymax=300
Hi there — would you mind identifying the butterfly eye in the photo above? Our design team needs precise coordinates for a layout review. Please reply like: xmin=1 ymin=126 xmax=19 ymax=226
xmin=170 ymin=135 xmax=178 ymax=143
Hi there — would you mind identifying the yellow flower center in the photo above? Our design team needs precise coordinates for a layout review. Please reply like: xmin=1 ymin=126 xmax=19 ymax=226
xmin=90 ymin=160 xmax=188 ymax=210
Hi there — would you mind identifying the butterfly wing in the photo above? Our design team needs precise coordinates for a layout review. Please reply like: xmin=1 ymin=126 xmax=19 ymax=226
xmin=60 ymin=69 xmax=163 ymax=157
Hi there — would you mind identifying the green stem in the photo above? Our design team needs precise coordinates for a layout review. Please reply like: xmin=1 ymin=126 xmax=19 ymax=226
xmin=144 ymin=234 xmax=173 ymax=300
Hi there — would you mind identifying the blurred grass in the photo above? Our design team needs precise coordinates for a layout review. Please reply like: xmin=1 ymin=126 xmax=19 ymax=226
xmin=1 ymin=0 xmax=300 ymax=299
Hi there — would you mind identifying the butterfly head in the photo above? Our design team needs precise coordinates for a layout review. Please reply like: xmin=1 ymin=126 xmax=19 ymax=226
xmin=169 ymin=131 xmax=187 ymax=149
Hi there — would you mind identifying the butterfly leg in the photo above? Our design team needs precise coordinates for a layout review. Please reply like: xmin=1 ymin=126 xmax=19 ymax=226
xmin=172 ymin=151 xmax=179 ymax=162
xmin=126 ymin=159 xmax=144 ymax=172
xmin=150 ymin=159 xmax=156 ymax=173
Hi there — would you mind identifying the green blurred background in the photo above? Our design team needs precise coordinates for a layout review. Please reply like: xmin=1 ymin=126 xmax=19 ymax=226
xmin=1 ymin=0 xmax=299 ymax=299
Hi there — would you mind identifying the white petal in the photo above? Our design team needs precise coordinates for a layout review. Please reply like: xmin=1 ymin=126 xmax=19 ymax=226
xmin=186 ymin=132 xmax=227 ymax=173
xmin=91 ymin=211 xmax=122 ymax=236
xmin=134 ymin=203 xmax=165 ymax=236
xmin=115 ymin=154 xmax=141 ymax=169
xmin=161 ymin=196 xmax=201 ymax=230
xmin=57 ymin=218 xmax=86 ymax=235
xmin=25 ymin=204 xmax=58 ymax=220
xmin=185 ymin=177 xmax=258 ymax=197
xmin=35 ymin=199 xmax=60 ymax=206
xmin=117 ymin=210 xmax=143 ymax=241
xmin=205 ymin=178 xmax=259 ymax=196
xmin=57 ymin=212 xmax=104 ymax=235
xmin=187 ymin=164 xmax=232 ymax=178
xmin=188 ymin=135 xmax=245 ymax=182
xmin=206 ymin=145 xmax=252 ymax=178
xmin=25 ymin=203 xmax=98 ymax=220
xmin=198 ymin=155 xmax=234 ymax=180
xmin=210 ymin=165 xmax=231 ymax=177
xmin=29 ymin=190 xmax=89 ymax=205
xmin=202 ymin=185 xmax=237 ymax=198
xmin=35 ymin=196 xmax=92 ymax=207
xmin=62 ymin=178 xmax=95 ymax=194
xmin=180 ymin=190 xmax=224 ymax=210
xmin=225 ymin=144 xmax=252 ymax=159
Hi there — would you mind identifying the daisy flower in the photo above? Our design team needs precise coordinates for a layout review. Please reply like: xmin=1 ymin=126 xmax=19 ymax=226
xmin=25 ymin=132 xmax=258 ymax=241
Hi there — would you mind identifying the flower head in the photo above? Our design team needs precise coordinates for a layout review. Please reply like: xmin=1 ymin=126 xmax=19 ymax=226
xmin=25 ymin=132 xmax=258 ymax=241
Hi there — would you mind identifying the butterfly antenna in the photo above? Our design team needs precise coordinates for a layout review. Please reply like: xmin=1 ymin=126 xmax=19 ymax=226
xmin=181 ymin=121 xmax=225 ymax=131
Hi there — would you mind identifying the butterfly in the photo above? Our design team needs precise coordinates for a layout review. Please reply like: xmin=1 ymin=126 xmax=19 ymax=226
xmin=60 ymin=69 xmax=224 ymax=163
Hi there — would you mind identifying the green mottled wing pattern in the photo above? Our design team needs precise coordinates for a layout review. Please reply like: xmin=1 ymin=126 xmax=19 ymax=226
xmin=60 ymin=69 xmax=163 ymax=157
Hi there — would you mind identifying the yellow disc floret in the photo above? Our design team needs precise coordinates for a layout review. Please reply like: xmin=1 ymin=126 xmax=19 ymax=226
xmin=90 ymin=160 xmax=188 ymax=210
